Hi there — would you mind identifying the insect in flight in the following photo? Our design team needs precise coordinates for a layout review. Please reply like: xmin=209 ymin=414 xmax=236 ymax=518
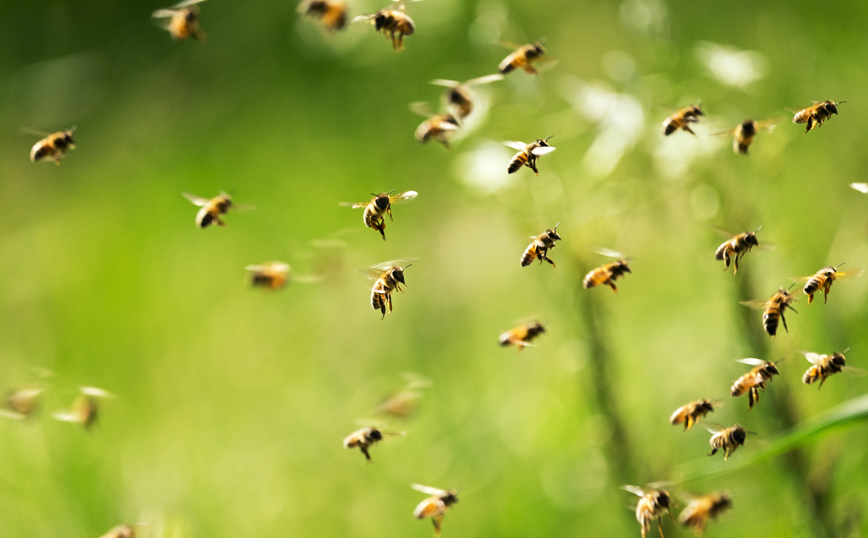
xmin=53 ymin=387 xmax=113 ymax=430
xmin=801 ymin=349 xmax=862 ymax=389
xmin=182 ymin=191 xmax=234 ymax=229
xmin=410 ymin=102 xmax=461 ymax=148
xmin=662 ymin=104 xmax=704 ymax=136
xmin=740 ymin=286 xmax=798 ymax=339
xmin=29 ymin=128 xmax=76 ymax=164
xmin=503 ymin=136 xmax=556 ymax=175
xmin=369 ymin=260 xmax=414 ymax=319
xmin=714 ymin=227 xmax=762 ymax=275
xmin=792 ymin=100 xmax=846 ymax=133
xmin=376 ymin=373 xmax=431 ymax=418
xmin=245 ymin=261 xmax=291 ymax=290
xmin=669 ymin=399 xmax=717 ymax=432
xmin=498 ymin=41 xmax=547 ymax=75
xmin=343 ymin=425 xmax=404 ymax=462
xmin=340 ymin=190 xmax=418 ymax=240
xmin=730 ymin=358 xmax=782 ymax=410
xmin=792 ymin=263 xmax=863 ymax=305
xmin=299 ymin=0 xmax=348 ymax=32
xmin=354 ymin=0 xmax=416 ymax=51
xmin=429 ymin=74 xmax=503 ymax=119
xmin=713 ymin=118 xmax=781 ymax=154
xmin=152 ymin=0 xmax=207 ymax=41
xmin=707 ymin=423 xmax=751 ymax=461
xmin=412 ymin=484 xmax=459 ymax=537
xmin=521 ymin=224 xmax=561 ymax=268
xmin=622 ymin=485 xmax=675 ymax=538
xmin=499 ymin=321 xmax=546 ymax=351
xmin=583 ymin=249 xmax=633 ymax=293
xmin=1 ymin=387 xmax=44 ymax=420
xmin=678 ymin=491 xmax=732 ymax=536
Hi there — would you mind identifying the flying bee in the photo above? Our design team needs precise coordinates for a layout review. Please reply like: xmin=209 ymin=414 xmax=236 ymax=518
xmin=792 ymin=263 xmax=863 ymax=305
xmin=182 ymin=191 xmax=233 ymax=229
xmin=343 ymin=425 xmax=404 ymax=462
xmin=713 ymin=118 xmax=782 ymax=154
xmin=792 ymin=100 xmax=846 ymax=133
xmin=430 ymin=74 xmax=503 ymax=119
xmin=152 ymin=0 xmax=206 ymax=42
xmin=1 ymin=387 xmax=44 ymax=420
xmin=707 ymin=423 xmax=751 ymax=461
xmin=521 ymin=223 xmax=561 ymax=268
xmin=29 ymin=128 xmax=76 ymax=164
xmin=623 ymin=485 xmax=675 ymax=538
xmin=678 ymin=491 xmax=732 ymax=536
xmin=669 ymin=399 xmax=718 ymax=432
xmin=410 ymin=102 xmax=461 ymax=148
xmin=368 ymin=260 xmax=414 ymax=319
xmin=412 ymin=484 xmax=459 ymax=538
xmin=498 ymin=41 xmax=547 ymax=75
xmin=740 ymin=286 xmax=799 ymax=339
xmin=340 ymin=190 xmax=418 ymax=240
xmin=730 ymin=358 xmax=783 ymax=410
xmin=299 ymin=0 xmax=348 ymax=32
xmin=800 ymin=349 xmax=863 ymax=388
xmin=503 ymin=136 xmax=556 ymax=175
xmin=662 ymin=104 xmax=704 ymax=136
xmin=714 ymin=227 xmax=763 ymax=275
xmin=499 ymin=321 xmax=546 ymax=351
xmin=583 ymin=249 xmax=633 ymax=293
xmin=53 ymin=387 xmax=113 ymax=430
xmin=376 ymin=373 xmax=431 ymax=418
xmin=245 ymin=261 xmax=290 ymax=290
xmin=354 ymin=1 xmax=416 ymax=51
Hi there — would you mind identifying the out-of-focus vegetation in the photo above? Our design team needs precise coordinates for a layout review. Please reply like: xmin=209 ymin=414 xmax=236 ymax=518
xmin=1 ymin=0 xmax=868 ymax=537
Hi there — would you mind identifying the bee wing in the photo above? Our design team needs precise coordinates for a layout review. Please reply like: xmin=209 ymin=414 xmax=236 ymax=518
xmin=52 ymin=411 xmax=83 ymax=423
xmin=498 ymin=40 xmax=526 ymax=50
xmin=463 ymin=73 xmax=504 ymax=87
xmin=439 ymin=121 xmax=460 ymax=131
xmin=151 ymin=8 xmax=177 ymax=18
xmin=594 ymin=247 xmax=626 ymax=259
xmin=850 ymin=182 xmax=868 ymax=194
xmin=338 ymin=201 xmax=369 ymax=208
xmin=801 ymin=351 xmax=824 ymax=364
xmin=412 ymin=484 xmax=448 ymax=496
xmin=369 ymin=258 xmax=418 ymax=272
xmin=0 ymin=410 xmax=27 ymax=420
xmin=704 ymin=422 xmax=725 ymax=434
xmin=841 ymin=366 xmax=868 ymax=377
xmin=711 ymin=226 xmax=737 ymax=239
xmin=621 ymin=485 xmax=646 ymax=497
xmin=171 ymin=0 xmax=206 ymax=8
xmin=390 ymin=191 xmax=418 ymax=204
xmin=430 ymin=78 xmax=460 ymax=88
xmin=21 ymin=127 xmax=53 ymax=137
xmin=352 ymin=14 xmax=375 ymax=23
xmin=531 ymin=146 xmax=556 ymax=156
xmin=756 ymin=117 xmax=785 ymax=131
xmin=735 ymin=358 xmax=765 ymax=366
xmin=739 ymin=300 xmax=769 ymax=310
xmin=81 ymin=386 xmax=114 ymax=398
xmin=182 ymin=192 xmax=209 ymax=207
xmin=790 ymin=274 xmax=814 ymax=284
xmin=836 ymin=268 xmax=865 ymax=280
xmin=502 ymin=140 xmax=528 ymax=151
xmin=711 ymin=127 xmax=738 ymax=137
xmin=410 ymin=101 xmax=435 ymax=117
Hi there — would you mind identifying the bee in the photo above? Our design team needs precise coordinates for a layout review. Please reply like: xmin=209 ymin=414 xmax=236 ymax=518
xmin=182 ymin=191 xmax=233 ymax=229
xmin=1 ymin=387 xmax=44 ymax=420
xmin=299 ymin=0 xmax=348 ymax=32
xmin=413 ymin=109 xmax=461 ymax=148
xmin=340 ymin=190 xmax=418 ymax=240
xmin=53 ymin=387 xmax=113 ymax=430
xmin=792 ymin=263 xmax=863 ymax=305
xmin=707 ymin=423 xmax=750 ymax=461
xmin=98 ymin=525 xmax=137 ymax=538
xmin=713 ymin=118 xmax=782 ymax=154
xmin=801 ymin=349 xmax=854 ymax=389
xmin=623 ymin=485 xmax=675 ymax=538
xmin=583 ymin=250 xmax=633 ymax=293
xmin=678 ymin=491 xmax=732 ymax=536
xmin=30 ymin=128 xmax=76 ymax=164
xmin=714 ymin=227 xmax=761 ymax=275
xmin=430 ymin=74 xmax=503 ymax=119
xmin=343 ymin=425 xmax=403 ymax=462
xmin=499 ymin=321 xmax=545 ymax=351
xmin=730 ymin=358 xmax=782 ymax=410
xmin=245 ymin=261 xmax=290 ymax=290
xmin=740 ymin=286 xmax=799 ymax=339
xmin=503 ymin=136 xmax=556 ymax=176
xmin=369 ymin=260 xmax=413 ymax=319
xmin=662 ymin=104 xmax=704 ymax=136
xmin=521 ymin=224 xmax=561 ymax=268
xmin=376 ymin=373 xmax=431 ymax=418
xmin=412 ymin=484 xmax=459 ymax=537
xmin=669 ymin=399 xmax=717 ymax=432
xmin=354 ymin=1 xmax=416 ymax=51
xmin=792 ymin=100 xmax=846 ymax=134
xmin=152 ymin=0 xmax=207 ymax=42
xmin=498 ymin=41 xmax=547 ymax=75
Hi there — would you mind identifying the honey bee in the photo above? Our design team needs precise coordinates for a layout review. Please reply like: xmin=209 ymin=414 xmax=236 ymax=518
xmin=245 ymin=262 xmax=290 ymax=290
xmin=792 ymin=263 xmax=863 ymax=305
xmin=730 ymin=358 xmax=782 ymax=410
xmin=713 ymin=118 xmax=782 ymax=154
xmin=182 ymin=191 xmax=233 ymax=229
xmin=503 ymin=136 xmax=556 ymax=175
xmin=498 ymin=41 xmax=547 ymax=75
xmin=299 ymin=0 xmax=348 ymax=32
xmin=340 ymin=190 xmax=418 ymax=240
xmin=623 ymin=485 xmax=675 ymax=538
xmin=343 ymin=425 xmax=403 ymax=462
xmin=152 ymin=0 xmax=206 ymax=42
xmin=376 ymin=373 xmax=431 ymax=418
xmin=30 ymin=128 xmax=76 ymax=164
xmin=430 ymin=74 xmax=503 ymax=119
xmin=53 ymin=387 xmax=113 ymax=430
xmin=499 ymin=321 xmax=546 ymax=351
xmin=740 ymin=286 xmax=799 ymax=339
xmin=369 ymin=260 xmax=414 ymax=319
xmin=521 ymin=224 xmax=561 ymax=268
xmin=678 ymin=491 xmax=732 ymax=536
xmin=98 ymin=525 xmax=137 ymax=538
xmin=412 ymin=484 xmax=459 ymax=537
xmin=354 ymin=1 xmax=416 ymax=51
xmin=669 ymin=399 xmax=717 ymax=432
xmin=707 ymin=423 xmax=750 ymax=461
xmin=792 ymin=100 xmax=846 ymax=133
xmin=1 ymin=387 xmax=44 ymax=420
xmin=801 ymin=349 xmax=855 ymax=389
xmin=662 ymin=104 xmax=704 ymax=136
xmin=583 ymin=250 xmax=632 ymax=293
xmin=714 ymin=227 xmax=761 ymax=275
xmin=413 ymin=109 xmax=461 ymax=148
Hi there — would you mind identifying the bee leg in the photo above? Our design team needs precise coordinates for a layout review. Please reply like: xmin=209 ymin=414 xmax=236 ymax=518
xmin=806 ymin=293 xmax=814 ymax=305
xmin=608 ymin=282 xmax=618 ymax=293
xmin=804 ymin=117 xmax=814 ymax=134
xmin=657 ymin=516 xmax=665 ymax=538
xmin=748 ymin=388 xmax=756 ymax=409
xmin=524 ymin=65 xmax=538 ymax=75
xmin=708 ymin=447 xmax=718 ymax=457
xmin=431 ymin=515 xmax=443 ymax=538
xmin=780 ymin=311 xmax=788 ymax=333
xmin=733 ymin=255 xmax=739 ymax=275
xmin=823 ymin=285 xmax=830 ymax=303
xmin=361 ymin=447 xmax=371 ymax=463
xmin=683 ymin=125 xmax=697 ymax=136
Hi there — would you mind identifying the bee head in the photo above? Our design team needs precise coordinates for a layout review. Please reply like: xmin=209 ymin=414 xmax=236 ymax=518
xmin=547 ymin=223 xmax=561 ymax=241
xmin=619 ymin=260 xmax=632 ymax=273
xmin=732 ymin=425 xmax=747 ymax=445
xmin=368 ymin=428 xmax=383 ymax=441
xmin=765 ymin=362 xmax=780 ymax=376
xmin=374 ymin=12 xmax=390 ymax=30
xmin=374 ymin=194 xmax=391 ymax=210
xmin=442 ymin=491 xmax=459 ymax=506
xmin=184 ymin=7 xmax=199 ymax=22
xmin=532 ymin=41 xmax=546 ymax=55
xmin=824 ymin=101 xmax=839 ymax=115
xmin=539 ymin=135 xmax=554 ymax=146
xmin=744 ymin=232 xmax=759 ymax=247
xmin=393 ymin=264 xmax=410 ymax=284
xmin=530 ymin=322 xmax=546 ymax=333
xmin=306 ymin=0 xmax=328 ymax=14
xmin=831 ymin=353 xmax=846 ymax=368
xmin=653 ymin=491 xmax=672 ymax=509
xmin=741 ymin=120 xmax=757 ymax=135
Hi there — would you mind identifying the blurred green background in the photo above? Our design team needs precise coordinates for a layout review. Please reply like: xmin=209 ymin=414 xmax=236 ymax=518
xmin=1 ymin=0 xmax=868 ymax=537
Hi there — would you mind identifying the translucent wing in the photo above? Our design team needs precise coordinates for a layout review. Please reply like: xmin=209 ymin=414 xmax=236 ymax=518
xmin=52 ymin=411 xmax=83 ymax=423
xmin=369 ymin=258 xmax=418 ymax=272
xmin=430 ymin=78 xmax=460 ymax=88
xmin=171 ymin=0 xmax=206 ymax=8
xmin=712 ymin=226 xmax=736 ymax=239
xmin=339 ymin=201 xmax=370 ymax=208
xmin=182 ymin=192 xmax=209 ymax=206
xmin=850 ymin=182 xmax=868 ymax=194
xmin=152 ymin=8 xmax=177 ymax=18
xmin=0 ymin=410 xmax=27 ymax=420
xmin=502 ymin=140 xmax=528 ymax=151
xmin=463 ymin=73 xmax=504 ymax=87
xmin=352 ymin=14 xmax=374 ymax=23
xmin=739 ymin=300 xmax=769 ymax=310
xmin=801 ymin=351 xmax=824 ymax=364
xmin=711 ymin=127 xmax=738 ymax=137
xmin=410 ymin=101 xmax=434 ymax=117
xmin=390 ymin=191 xmax=418 ymax=204
xmin=790 ymin=275 xmax=813 ymax=283
xmin=836 ymin=268 xmax=864 ymax=280
xmin=412 ymin=484 xmax=448 ymax=496
xmin=81 ymin=386 xmax=114 ymax=398
xmin=735 ymin=358 xmax=765 ymax=366
xmin=756 ymin=117 xmax=784 ymax=130
xmin=531 ymin=146 xmax=556 ymax=156
xmin=594 ymin=247 xmax=626 ymax=259
xmin=621 ymin=485 xmax=646 ymax=497
xmin=843 ymin=366 xmax=868 ymax=377
xmin=438 ymin=121 xmax=460 ymax=131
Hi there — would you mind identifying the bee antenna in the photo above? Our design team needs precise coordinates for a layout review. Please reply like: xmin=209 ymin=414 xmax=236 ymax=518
xmin=841 ymin=347 xmax=851 ymax=354
xmin=754 ymin=225 xmax=763 ymax=233
xmin=836 ymin=261 xmax=846 ymax=268
xmin=70 ymin=125 xmax=78 ymax=133
xmin=786 ymin=283 xmax=795 ymax=291
xmin=403 ymin=264 xmax=413 ymax=269
xmin=544 ymin=134 xmax=555 ymax=142
xmin=838 ymin=100 xmax=848 ymax=104
xmin=774 ymin=357 xmax=787 ymax=364
xmin=554 ymin=222 xmax=560 ymax=230
xmin=387 ymin=189 xmax=396 ymax=195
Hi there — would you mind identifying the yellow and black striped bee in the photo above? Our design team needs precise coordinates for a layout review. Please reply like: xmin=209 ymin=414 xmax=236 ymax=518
xmin=792 ymin=263 xmax=863 ymax=305
xmin=354 ymin=1 xmax=416 ymax=51
xmin=623 ymin=485 xmax=675 ymax=538
xmin=343 ymin=425 xmax=403 ymax=462
xmin=583 ymin=250 xmax=632 ymax=293
xmin=369 ymin=260 xmax=413 ymax=319
xmin=740 ymin=286 xmax=799 ymax=339
xmin=713 ymin=118 xmax=781 ymax=154
xmin=792 ymin=100 xmax=846 ymax=134
xmin=498 ymin=41 xmax=547 ymax=75
xmin=730 ymin=358 xmax=782 ymax=410
xmin=245 ymin=261 xmax=290 ymax=290
xmin=340 ymin=190 xmax=418 ymax=240
xmin=30 ymin=128 xmax=76 ymax=164
xmin=152 ymin=0 xmax=207 ymax=42
xmin=714 ymin=228 xmax=761 ymax=275
xmin=801 ymin=349 xmax=856 ymax=389
xmin=53 ymin=387 xmax=113 ymax=430
xmin=669 ymin=399 xmax=717 ymax=432
xmin=300 ymin=0 xmax=348 ymax=32
xmin=98 ymin=525 xmax=139 ymax=538
xmin=662 ymin=104 xmax=704 ymax=136
xmin=503 ymin=136 xmax=556 ymax=175
xmin=411 ymin=101 xmax=461 ymax=148
xmin=707 ymin=423 xmax=749 ymax=461
xmin=1 ymin=387 xmax=44 ymax=420
xmin=430 ymin=74 xmax=503 ymax=119
xmin=412 ymin=484 xmax=459 ymax=537
xmin=182 ymin=191 xmax=233 ymax=229
xmin=678 ymin=491 xmax=732 ymax=536
xmin=521 ymin=224 xmax=561 ymax=268
xmin=499 ymin=321 xmax=545 ymax=351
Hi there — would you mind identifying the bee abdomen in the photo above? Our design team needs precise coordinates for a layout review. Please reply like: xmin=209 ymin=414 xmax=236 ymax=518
xmin=730 ymin=380 xmax=746 ymax=397
xmin=520 ymin=243 xmax=538 ymax=267
xmin=714 ymin=244 xmax=729 ymax=260
xmin=804 ymin=277 xmax=821 ymax=294
xmin=507 ymin=153 xmax=527 ymax=174
xmin=762 ymin=310 xmax=779 ymax=335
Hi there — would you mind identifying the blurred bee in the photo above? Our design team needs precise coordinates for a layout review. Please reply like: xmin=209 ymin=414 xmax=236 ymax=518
xmin=430 ymin=74 xmax=503 ymax=119
xmin=340 ymin=190 xmax=418 ymax=240
xmin=503 ymin=136 xmax=556 ymax=175
xmin=245 ymin=261 xmax=290 ymax=290
xmin=713 ymin=118 xmax=781 ymax=154
xmin=623 ymin=485 xmax=675 ymax=538
xmin=376 ymin=373 xmax=431 ymax=418
xmin=714 ymin=227 xmax=761 ymax=275
xmin=740 ymin=286 xmax=799 ymax=339
xmin=1 ymin=387 xmax=44 ymax=420
xmin=30 ymin=128 xmax=76 ymax=164
xmin=343 ymin=425 xmax=403 ymax=462
xmin=792 ymin=263 xmax=863 ymax=305
xmin=801 ymin=349 xmax=858 ymax=389
xmin=662 ymin=104 xmax=704 ymax=136
xmin=369 ymin=260 xmax=413 ymax=319
xmin=299 ymin=0 xmax=348 ymax=32
xmin=851 ymin=182 xmax=868 ymax=194
xmin=730 ymin=358 xmax=782 ymax=410
xmin=53 ymin=387 xmax=113 ymax=430
xmin=498 ymin=41 xmax=547 ymax=75
xmin=678 ymin=491 xmax=732 ymax=536
xmin=412 ymin=484 xmax=459 ymax=537
xmin=354 ymin=1 xmax=416 ymax=51
xmin=707 ymin=423 xmax=750 ymax=461
xmin=669 ymin=399 xmax=717 ymax=432
xmin=182 ymin=191 xmax=233 ymax=229
xmin=98 ymin=525 xmax=137 ymax=538
xmin=583 ymin=250 xmax=633 ymax=293
xmin=499 ymin=321 xmax=545 ymax=351
xmin=521 ymin=224 xmax=561 ymax=268
xmin=410 ymin=102 xmax=461 ymax=148
xmin=792 ymin=100 xmax=846 ymax=133
xmin=152 ymin=0 xmax=206 ymax=42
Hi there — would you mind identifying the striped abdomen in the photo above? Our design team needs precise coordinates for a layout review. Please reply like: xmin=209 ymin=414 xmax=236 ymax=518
xmin=520 ymin=241 xmax=540 ymax=266
xmin=762 ymin=306 xmax=780 ymax=336
xmin=508 ymin=151 xmax=529 ymax=174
